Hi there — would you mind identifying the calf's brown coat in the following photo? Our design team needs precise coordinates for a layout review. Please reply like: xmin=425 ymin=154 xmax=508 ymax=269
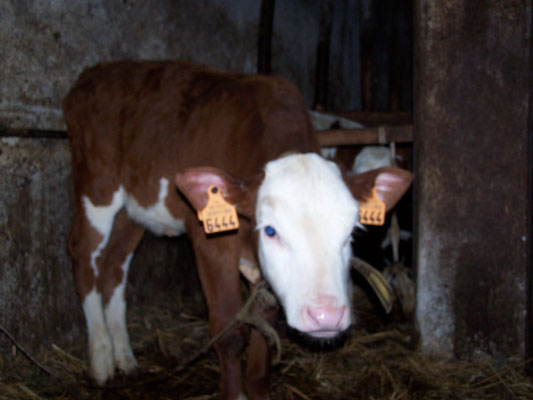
xmin=64 ymin=60 xmax=318 ymax=400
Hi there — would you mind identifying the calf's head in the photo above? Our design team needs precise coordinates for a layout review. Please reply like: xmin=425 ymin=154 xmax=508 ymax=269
xmin=176 ymin=153 xmax=412 ymax=343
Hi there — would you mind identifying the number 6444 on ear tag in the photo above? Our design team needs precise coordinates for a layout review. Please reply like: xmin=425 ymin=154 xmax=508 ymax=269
xmin=197 ymin=185 xmax=240 ymax=234
xmin=359 ymin=187 xmax=386 ymax=226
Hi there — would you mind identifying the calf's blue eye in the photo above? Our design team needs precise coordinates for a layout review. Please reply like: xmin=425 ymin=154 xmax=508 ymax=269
xmin=264 ymin=226 xmax=276 ymax=237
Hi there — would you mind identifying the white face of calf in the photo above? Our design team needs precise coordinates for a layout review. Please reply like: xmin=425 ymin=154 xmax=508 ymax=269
xmin=175 ymin=152 xmax=412 ymax=343
xmin=256 ymin=153 xmax=357 ymax=339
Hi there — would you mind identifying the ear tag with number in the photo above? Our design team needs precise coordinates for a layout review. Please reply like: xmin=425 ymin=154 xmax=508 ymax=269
xmin=197 ymin=185 xmax=240 ymax=234
xmin=359 ymin=187 xmax=386 ymax=226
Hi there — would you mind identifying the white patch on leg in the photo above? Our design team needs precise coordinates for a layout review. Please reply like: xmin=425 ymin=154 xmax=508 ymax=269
xmin=125 ymin=178 xmax=186 ymax=237
xmin=104 ymin=253 xmax=137 ymax=375
xmin=83 ymin=289 xmax=114 ymax=384
xmin=83 ymin=187 xmax=125 ymax=277
xmin=234 ymin=394 xmax=248 ymax=400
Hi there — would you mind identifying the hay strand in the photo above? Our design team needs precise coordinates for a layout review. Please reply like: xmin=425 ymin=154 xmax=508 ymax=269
xmin=2 ymin=291 xmax=532 ymax=399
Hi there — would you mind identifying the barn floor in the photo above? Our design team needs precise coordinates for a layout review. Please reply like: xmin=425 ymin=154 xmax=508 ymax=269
xmin=1 ymin=291 xmax=532 ymax=400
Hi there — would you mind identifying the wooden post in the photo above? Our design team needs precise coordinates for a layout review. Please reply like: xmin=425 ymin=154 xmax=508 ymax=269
xmin=313 ymin=0 xmax=333 ymax=109
xmin=257 ymin=0 xmax=275 ymax=74
xmin=527 ymin=2 xmax=533 ymax=373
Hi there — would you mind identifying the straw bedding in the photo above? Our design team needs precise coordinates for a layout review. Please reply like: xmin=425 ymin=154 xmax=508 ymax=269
xmin=1 ymin=291 xmax=531 ymax=400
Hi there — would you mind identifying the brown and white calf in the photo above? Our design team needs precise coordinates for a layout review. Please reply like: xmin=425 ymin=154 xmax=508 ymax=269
xmin=63 ymin=60 xmax=412 ymax=400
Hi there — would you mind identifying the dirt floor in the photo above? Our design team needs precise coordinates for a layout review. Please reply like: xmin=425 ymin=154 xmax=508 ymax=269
xmin=1 ymin=288 xmax=532 ymax=400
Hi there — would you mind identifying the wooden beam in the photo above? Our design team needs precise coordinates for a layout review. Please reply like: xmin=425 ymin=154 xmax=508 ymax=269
xmin=331 ymin=111 xmax=412 ymax=126
xmin=316 ymin=125 xmax=412 ymax=146
xmin=0 ymin=129 xmax=67 ymax=139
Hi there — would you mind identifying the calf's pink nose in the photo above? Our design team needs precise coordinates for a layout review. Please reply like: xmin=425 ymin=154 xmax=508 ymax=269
xmin=303 ymin=304 xmax=346 ymax=332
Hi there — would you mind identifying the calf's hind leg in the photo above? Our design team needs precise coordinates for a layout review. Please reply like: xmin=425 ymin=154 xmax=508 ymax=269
xmin=69 ymin=188 xmax=124 ymax=384
xmin=69 ymin=190 xmax=143 ymax=384
xmin=98 ymin=209 xmax=145 ymax=376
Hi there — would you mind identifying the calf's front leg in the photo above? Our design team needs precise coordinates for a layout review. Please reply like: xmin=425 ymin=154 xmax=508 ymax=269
xmin=243 ymin=279 xmax=279 ymax=400
xmin=188 ymin=222 xmax=248 ymax=400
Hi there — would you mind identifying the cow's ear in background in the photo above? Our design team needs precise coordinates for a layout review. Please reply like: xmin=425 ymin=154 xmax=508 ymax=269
xmin=344 ymin=167 xmax=413 ymax=211
xmin=175 ymin=167 xmax=263 ymax=218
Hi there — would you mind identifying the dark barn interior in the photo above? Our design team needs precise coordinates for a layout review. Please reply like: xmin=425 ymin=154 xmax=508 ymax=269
xmin=0 ymin=1 xmax=532 ymax=399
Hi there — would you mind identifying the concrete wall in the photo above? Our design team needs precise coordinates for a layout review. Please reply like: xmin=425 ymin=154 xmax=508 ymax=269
xmin=0 ymin=138 xmax=81 ymax=348
xmin=414 ymin=0 xmax=531 ymax=358
xmin=0 ymin=0 xmax=261 ymax=130
xmin=0 ymin=0 xmax=332 ymax=131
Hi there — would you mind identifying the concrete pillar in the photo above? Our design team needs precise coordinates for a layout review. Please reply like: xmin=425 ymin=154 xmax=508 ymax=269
xmin=415 ymin=1 xmax=531 ymax=358
xmin=0 ymin=138 xmax=82 ymax=350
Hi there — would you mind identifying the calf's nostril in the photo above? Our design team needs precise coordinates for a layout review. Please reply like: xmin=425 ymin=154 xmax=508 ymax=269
xmin=305 ymin=305 xmax=345 ymax=331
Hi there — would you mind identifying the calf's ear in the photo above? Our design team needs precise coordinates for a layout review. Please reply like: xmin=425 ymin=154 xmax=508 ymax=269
xmin=175 ymin=167 xmax=263 ymax=218
xmin=345 ymin=167 xmax=413 ymax=211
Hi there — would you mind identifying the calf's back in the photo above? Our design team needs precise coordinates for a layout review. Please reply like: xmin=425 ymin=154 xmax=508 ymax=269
xmin=64 ymin=60 xmax=318 ymax=208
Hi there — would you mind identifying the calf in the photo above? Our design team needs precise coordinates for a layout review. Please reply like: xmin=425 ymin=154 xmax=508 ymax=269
xmin=63 ymin=60 xmax=412 ymax=400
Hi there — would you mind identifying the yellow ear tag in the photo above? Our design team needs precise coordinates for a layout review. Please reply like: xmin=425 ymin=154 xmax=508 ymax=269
xmin=359 ymin=187 xmax=386 ymax=226
xmin=197 ymin=185 xmax=240 ymax=234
